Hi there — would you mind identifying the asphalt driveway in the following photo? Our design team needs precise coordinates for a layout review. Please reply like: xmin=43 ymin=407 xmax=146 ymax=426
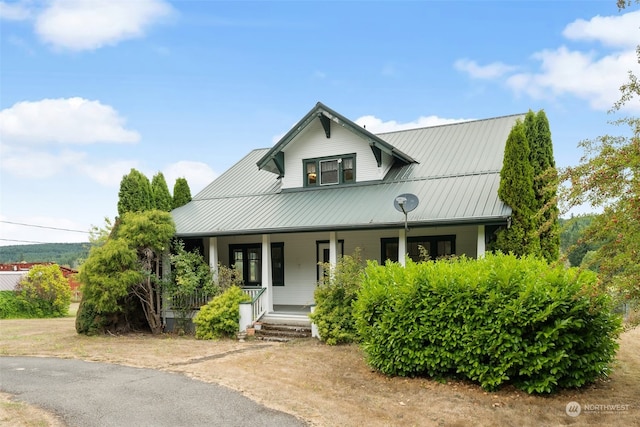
xmin=0 ymin=357 xmax=305 ymax=427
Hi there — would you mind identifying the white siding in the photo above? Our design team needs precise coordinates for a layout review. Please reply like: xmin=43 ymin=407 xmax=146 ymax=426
xmin=280 ymin=119 xmax=391 ymax=189
xmin=213 ymin=225 xmax=480 ymax=306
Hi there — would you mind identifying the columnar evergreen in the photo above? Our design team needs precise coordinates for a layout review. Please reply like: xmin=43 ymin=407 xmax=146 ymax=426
xmin=117 ymin=169 xmax=153 ymax=216
xmin=529 ymin=110 xmax=560 ymax=262
xmin=172 ymin=177 xmax=192 ymax=209
xmin=151 ymin=172 xmax=173 ymax=212
xmin=495 ymin=120 xmax=539 ymax=256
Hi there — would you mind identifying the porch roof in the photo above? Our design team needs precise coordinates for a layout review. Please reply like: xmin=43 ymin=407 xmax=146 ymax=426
xmin=172 ymin=111 xmax=523 ymax=237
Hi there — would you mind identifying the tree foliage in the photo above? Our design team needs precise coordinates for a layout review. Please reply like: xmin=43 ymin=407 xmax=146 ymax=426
xmin=151 ymin=172 xmax=173 ymax=212
xmin=527 ymin=110 xmax=560 ymax=262
xmin=15 ymin=264 xmax=71 ymax=317
xmin=495 ymin=120 xmax=539 ymax=256
xmin=167 ymin=240 xmax=216 ymax=333
xmin=76 ymin=210 xmax=176 ymax=334
xmin=172 ymin=177 xmax=192 ymax=209
xmin=561 ymin=0 xmax=639 ymax=302
xmin=309 ymin=249 xmax=366 ymax=345
xmin=117 ymin=168 xmax=153 ymax=216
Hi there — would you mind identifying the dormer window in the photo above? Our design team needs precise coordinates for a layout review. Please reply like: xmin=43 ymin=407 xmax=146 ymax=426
xmin=304 ymin=154 xmax=356 ymax=187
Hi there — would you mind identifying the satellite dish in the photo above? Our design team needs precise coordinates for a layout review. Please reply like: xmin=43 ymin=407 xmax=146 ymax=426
xmin=393 ymin=193 xmax=419 ymax=214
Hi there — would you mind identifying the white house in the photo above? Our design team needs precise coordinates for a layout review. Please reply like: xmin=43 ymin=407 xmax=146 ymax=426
xmin=171 ymin=102 xmax=522 ymax=326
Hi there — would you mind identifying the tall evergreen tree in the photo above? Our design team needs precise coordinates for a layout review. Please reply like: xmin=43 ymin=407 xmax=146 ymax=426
xmin=151 ymin=172 xmax=173 ymax=212
xmin=172 ymin=177 xmax=192 ymax=209
xmin=529 ymin=110 xmax=560 ymax=262
xmin=495 ymin=120 xmax=539 ymax=256
xmin=117 ymin=169 xmax=153 ymax=216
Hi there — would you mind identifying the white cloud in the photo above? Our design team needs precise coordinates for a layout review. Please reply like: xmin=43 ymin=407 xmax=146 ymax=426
xmin=78 ymin=160 xmax=141 ymax=188
xmin=354 ymin=115 xmax=471 ymax=133
xmin=0 ymin=214 xmax=91 ymax=245
xmin=31 ymin=0 xmax=173 ymax=51
xmin=0 ymin=97 xmax=140 ymax=145
xmin=563 ymin=10 xmax=640 ymax=48
xmin=454 ymin=59 xmax=517 ymax=79
xmin=506 ymin=47 xmax=637 ymax=111
xmin=455 ymin=9 xmax=640 ymax=113
xmin=0 ymin=145 xmax=86 ymax=178
xmin=0 ymin=1 xmax=32 ymax=21
xmin=164 ymin=161 xmax=217 ymax=195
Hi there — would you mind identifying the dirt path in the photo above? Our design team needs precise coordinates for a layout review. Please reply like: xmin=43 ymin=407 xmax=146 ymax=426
xmin=1 ymin=317 xmax=638 ymax=426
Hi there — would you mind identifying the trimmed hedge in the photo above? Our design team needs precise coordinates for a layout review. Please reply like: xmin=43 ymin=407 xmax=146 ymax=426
xmin=354 ymin=254 xmax=621 ymax=393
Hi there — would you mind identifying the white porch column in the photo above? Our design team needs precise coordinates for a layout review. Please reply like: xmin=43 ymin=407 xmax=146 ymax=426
xmin=398 ymin=228 xmax=407 ymax=267
xmin=329 ymin=231 xmax=338 ymax=274
xmin=262 ymin=234 xmax=273 ymax=313
xmin=207 ymin=237 xmax=219 ymax=280
xmin=477 ymin=225 xmax=486 ymax=259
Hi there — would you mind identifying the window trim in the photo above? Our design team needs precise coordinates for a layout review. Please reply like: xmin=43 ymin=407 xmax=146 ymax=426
xmin=303 ymin=154 xmax=356 ymax=188
xmin=229 ymin=242 xmax=285 ymax=287
xmin=381 ymin=235 xmax=456 ymax=263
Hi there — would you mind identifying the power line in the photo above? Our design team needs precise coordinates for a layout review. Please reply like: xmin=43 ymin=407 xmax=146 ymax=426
xmin=0 ymin=238 xmax=63 ymax=245
xmin=0 ymin=220 xmax=90 ymax=234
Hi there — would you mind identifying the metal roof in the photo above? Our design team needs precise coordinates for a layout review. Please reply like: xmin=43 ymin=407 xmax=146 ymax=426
xmin=0 ymin=271 xmax=27 ymax=291
xmin=175 ymin=110 xmax=524 ymax=237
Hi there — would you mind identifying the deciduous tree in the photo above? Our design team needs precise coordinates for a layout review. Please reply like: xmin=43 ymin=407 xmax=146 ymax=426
xmin=561 ymin=0 xmax=639 ymax=301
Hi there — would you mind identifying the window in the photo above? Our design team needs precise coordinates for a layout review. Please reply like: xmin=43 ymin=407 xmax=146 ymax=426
xmin=381 ymin=235 xmax=456 ymax=263
xmin=304 ymin=155 xmax=355 ymax=187
xmin=229 ymin=243 xmax=285 ymax=287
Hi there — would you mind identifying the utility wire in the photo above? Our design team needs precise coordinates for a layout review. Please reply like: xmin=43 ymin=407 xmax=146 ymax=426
xmin=0 ymin=238 xmax=64 ymax=245
xmin=0 ymin=220 xmax=90 ymax=234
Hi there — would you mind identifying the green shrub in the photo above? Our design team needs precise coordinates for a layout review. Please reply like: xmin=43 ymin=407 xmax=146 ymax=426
xmin=16 ymin=264 xmax=71 ymax=318
xmin=193 ymin=286 xmax=250 ymax=339
xmin=354 ymin=253 xmax=622 ymax=394
xmin=0 ymin=291 xmax=24 ymax=319
xmin=309 ymin=249 xmax=365 ymax=345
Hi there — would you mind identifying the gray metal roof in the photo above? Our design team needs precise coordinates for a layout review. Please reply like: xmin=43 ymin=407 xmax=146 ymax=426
xmin=0 ymin=271 xmax=26 ymax=291
xmin=174 ymin=111 xmax=524 ymax=237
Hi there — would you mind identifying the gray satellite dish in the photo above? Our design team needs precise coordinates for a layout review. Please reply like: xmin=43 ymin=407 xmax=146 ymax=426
xmin=394 ymin=193 xmax=419 ymax=214
xmin=393 ymin=193 xmax=419 ymax=231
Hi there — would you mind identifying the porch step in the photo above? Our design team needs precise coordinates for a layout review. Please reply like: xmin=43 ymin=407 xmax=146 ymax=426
xmin=254 ymin=322 xmax=312 ymax=342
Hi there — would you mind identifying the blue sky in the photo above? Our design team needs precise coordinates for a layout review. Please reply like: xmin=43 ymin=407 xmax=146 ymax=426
xmin=0 ymin=0 xmax=638 ymax=246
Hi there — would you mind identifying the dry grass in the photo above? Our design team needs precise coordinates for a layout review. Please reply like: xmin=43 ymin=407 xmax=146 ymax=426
xmin=1 ymin=310 xmax=638 ymax=427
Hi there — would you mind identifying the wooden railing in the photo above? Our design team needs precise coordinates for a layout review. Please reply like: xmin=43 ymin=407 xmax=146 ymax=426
xmin=242 ymin=287 xmax=267 ymax=322
xmin=167 ymin=288 xmax=212 ymax=310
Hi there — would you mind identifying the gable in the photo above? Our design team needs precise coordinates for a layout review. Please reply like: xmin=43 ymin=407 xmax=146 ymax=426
xmin=257 ymin=102 xmax=415 ymax=188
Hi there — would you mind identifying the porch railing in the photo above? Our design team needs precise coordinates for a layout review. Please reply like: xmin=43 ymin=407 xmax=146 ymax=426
xmin=167 ymin=288 xmax=213 ymax=310
xmin=242 ymin=287 xmax=267 ymax=322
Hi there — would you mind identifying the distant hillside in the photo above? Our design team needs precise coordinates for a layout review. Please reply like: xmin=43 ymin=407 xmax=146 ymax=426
xmin=0 ymin=243 xmax=90 ymax=268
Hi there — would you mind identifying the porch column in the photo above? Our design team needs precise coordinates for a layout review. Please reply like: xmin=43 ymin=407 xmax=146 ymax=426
xmin=207 ymin=237 xmax=219 ymax=280
xmin=262 ymin=234 xmax=274 ymax=312
xmin=398 ymin=228 xmax=407 ymax=266
xmin=329 ymin=231 xmax=338 ymax=274
xmin=477 ymin=225 xmax=486 ymax=259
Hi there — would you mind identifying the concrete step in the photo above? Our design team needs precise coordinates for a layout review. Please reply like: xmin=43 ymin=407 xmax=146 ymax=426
xmin=254 ymin=322 xmax=312 ymax=341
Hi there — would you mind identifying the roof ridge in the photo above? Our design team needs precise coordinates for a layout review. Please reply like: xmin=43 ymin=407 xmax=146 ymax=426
xmin=374 ymin=112 xmax=526 ymax=136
